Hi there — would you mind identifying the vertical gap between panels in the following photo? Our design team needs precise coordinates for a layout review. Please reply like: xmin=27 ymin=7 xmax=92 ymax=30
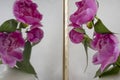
xmin=63 ymin=0 xmax=69 ymax=80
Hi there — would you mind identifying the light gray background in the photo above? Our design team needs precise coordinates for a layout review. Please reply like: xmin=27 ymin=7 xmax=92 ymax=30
xmin=69 ymin=0 xmax=120 ymax=80
xmin=0 ymin=0 xmax=120 ymax=80
xmin=0 ymin=0 xmax=62 ymax=80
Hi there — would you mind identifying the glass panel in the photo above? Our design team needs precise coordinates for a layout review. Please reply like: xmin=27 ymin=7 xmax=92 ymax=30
xmin=69 ymin=0 xmax=120 ymax=80
xmin=0 ymin=0 xmax=62 ymax=80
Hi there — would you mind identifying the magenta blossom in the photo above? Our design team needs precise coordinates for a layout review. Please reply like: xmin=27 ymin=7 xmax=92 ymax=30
xmin=13 ymin=0 xmax=43 ymax=26
xmin=69 ymin=28 xmax=84 ymax=44
xmin=91 ymin=33 xmax=120 ymax=72
xmin=27 ymin=28 xmax=44 ymax=43
xmin=69 ymin=0 xmax=98 ymax=27
xmin=0 ymin=31 xmax=25 ymax=67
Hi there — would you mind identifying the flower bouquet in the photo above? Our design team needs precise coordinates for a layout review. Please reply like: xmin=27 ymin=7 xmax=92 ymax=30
xmin=69 ymin=0 xmax=120 ymax=78
xmin=0 ymin=0 xmax=43 ymax=79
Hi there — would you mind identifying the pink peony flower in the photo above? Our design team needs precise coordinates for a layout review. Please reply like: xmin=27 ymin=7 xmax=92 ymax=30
xmin=27 ymin=28 xmax=44 ymax=43
xmin=0 ymin=31 xmax=25 ymax=67
xmin=91 ymin=33 xmax=120 ymax=72
xmin=13 ymin=0 xmax=43 ymax=26
xmin=69 ymin=0 xmax=98 ymax=27
xmin=69 ymin=28 xmax=84 ymax=44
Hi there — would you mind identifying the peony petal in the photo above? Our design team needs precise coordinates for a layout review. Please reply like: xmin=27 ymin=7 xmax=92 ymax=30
xmin=69 ymin=28 xmax=84 ymax=44
xmin=91 ymin=33 xmax=120 ymax=72
xmin=0 ymin=31 xmax=25 ymax=67
xmin=9 ymin=49 xmax=23 ymax=61
xmin=92 ymin=52 xmax=101 ymax=64
xmin=69 ymin=0 xmax=98 ymax=27
xmin=76 ymin=8 xmax=94 ymax=25
xmin=27 ymin=28 xmax=44 ymax=43
xmin=1 ymin=55 xmax=16 ymax=68
xmin=13 ymin=0 xmax=43 ymax=25
xmin=100 ymin=56 xmax=115 ymax=72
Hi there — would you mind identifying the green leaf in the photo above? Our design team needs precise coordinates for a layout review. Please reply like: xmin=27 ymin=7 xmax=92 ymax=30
xmin=19 ymin=22 xmax=28 ymax=29
xmin=16 ymin=62 xmax=36 ymax=74
xmin=74 ymin=28 xmax=85 ymax=34
xmin=95 ymin=65 xmax=120 ymax=78
xmin=83 ymin=37 xmax=88 ymax=72
xmin=94 ymin=19 xmax=112 ymax=33
xmin=95 ymin=64 xmax=111 ymax=78
xmin=23 ymin=41 xmax=32 ymax=61
xmin=116 ymin=56 xmax=120 ymax=67
xmin=95 ymin=68 xmax=102 ymax=78
xmin=99 ymin=66 xmax=120 ymax=78
xmin=16 ymin=41 xmax=37 ymax=76
xmin=83 ymin=35 xmax=92 ymax=48
xmin=0 ymin=19 xmax=18 ymax=32
xmin=82 ymin=35 xmax=91 ymax=71
xmin=87 ymin=21 xmax=93 ymax=29
xmin=0 ymin=61 xmax=2 ymax=64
